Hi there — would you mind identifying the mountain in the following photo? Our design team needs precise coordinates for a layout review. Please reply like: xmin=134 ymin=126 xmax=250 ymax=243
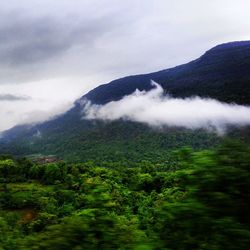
xmin=84 ymin=41 xmax=250 ymax=105
xmin=1 ymin=41 xmax=250 ymax=162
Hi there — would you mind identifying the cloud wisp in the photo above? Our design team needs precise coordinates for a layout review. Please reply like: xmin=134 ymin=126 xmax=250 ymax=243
xmin=0 ymin=94 xmax=31 ymax=101
xmin=82 ymin=81 xmax=250 ymax=132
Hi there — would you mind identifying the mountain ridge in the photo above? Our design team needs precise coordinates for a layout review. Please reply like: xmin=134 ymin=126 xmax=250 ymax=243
xmin=1 ymin=41 xmax=250 ymax=161
xmin=81 ymin=40 xmax=250 ymax=105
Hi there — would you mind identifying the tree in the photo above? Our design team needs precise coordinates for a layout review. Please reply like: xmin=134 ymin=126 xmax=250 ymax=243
xmin=154 ymin=141 xmax=250 ymax=249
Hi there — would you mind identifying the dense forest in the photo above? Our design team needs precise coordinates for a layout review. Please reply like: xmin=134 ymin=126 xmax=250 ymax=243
xmin=0 ymin=140 xmax=249 ymax=249
xmin=0 ymin=121 xmax=221 ymax=163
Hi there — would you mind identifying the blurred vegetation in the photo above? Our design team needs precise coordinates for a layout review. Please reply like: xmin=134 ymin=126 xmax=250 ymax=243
xmin=0 ymin=140 xmax=249 ymax=249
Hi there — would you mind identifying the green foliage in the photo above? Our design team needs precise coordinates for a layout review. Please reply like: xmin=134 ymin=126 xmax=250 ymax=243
xmin=153 ymin=141 xmax=250 ymax=249
xmin=1 ymin=120 xmax=221 ymax=163
xmin=0 ymin=140 xmax=249 ymax=249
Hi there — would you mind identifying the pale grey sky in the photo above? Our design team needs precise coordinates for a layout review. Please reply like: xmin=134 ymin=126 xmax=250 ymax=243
xmin=0 ymin=0 xmax=250 ymax=131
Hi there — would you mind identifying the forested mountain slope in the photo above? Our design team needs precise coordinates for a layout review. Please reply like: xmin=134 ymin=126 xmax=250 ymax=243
xmin=1 ymin=41 xmax=250 ymax=161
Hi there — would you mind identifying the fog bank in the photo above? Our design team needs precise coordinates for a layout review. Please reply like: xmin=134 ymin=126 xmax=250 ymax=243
xmin=82 ymin=81 xmax=250 ymax=132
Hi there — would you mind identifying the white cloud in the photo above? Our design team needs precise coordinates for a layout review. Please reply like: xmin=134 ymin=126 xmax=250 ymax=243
xmin=83 ymin=81 xmax=250 ymax=133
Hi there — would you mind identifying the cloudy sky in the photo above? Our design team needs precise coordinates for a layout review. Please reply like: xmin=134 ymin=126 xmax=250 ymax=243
xmin=0 ymin=0 xmax=250 ymax=131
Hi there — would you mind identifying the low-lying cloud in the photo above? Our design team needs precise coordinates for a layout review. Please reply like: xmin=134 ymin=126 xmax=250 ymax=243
xmin=82 ymin=81 xmax=250 ymax=132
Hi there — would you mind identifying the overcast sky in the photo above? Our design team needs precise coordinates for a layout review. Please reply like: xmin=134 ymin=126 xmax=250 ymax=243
xmin=0 ymin=0 xmax=250 ymax=131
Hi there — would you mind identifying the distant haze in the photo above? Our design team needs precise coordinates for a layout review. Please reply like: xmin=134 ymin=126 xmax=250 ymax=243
xmin=0 ymin=0 xmax=250 ymax=131
xmin=83 ymin=82 xmax=250 ymax=133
